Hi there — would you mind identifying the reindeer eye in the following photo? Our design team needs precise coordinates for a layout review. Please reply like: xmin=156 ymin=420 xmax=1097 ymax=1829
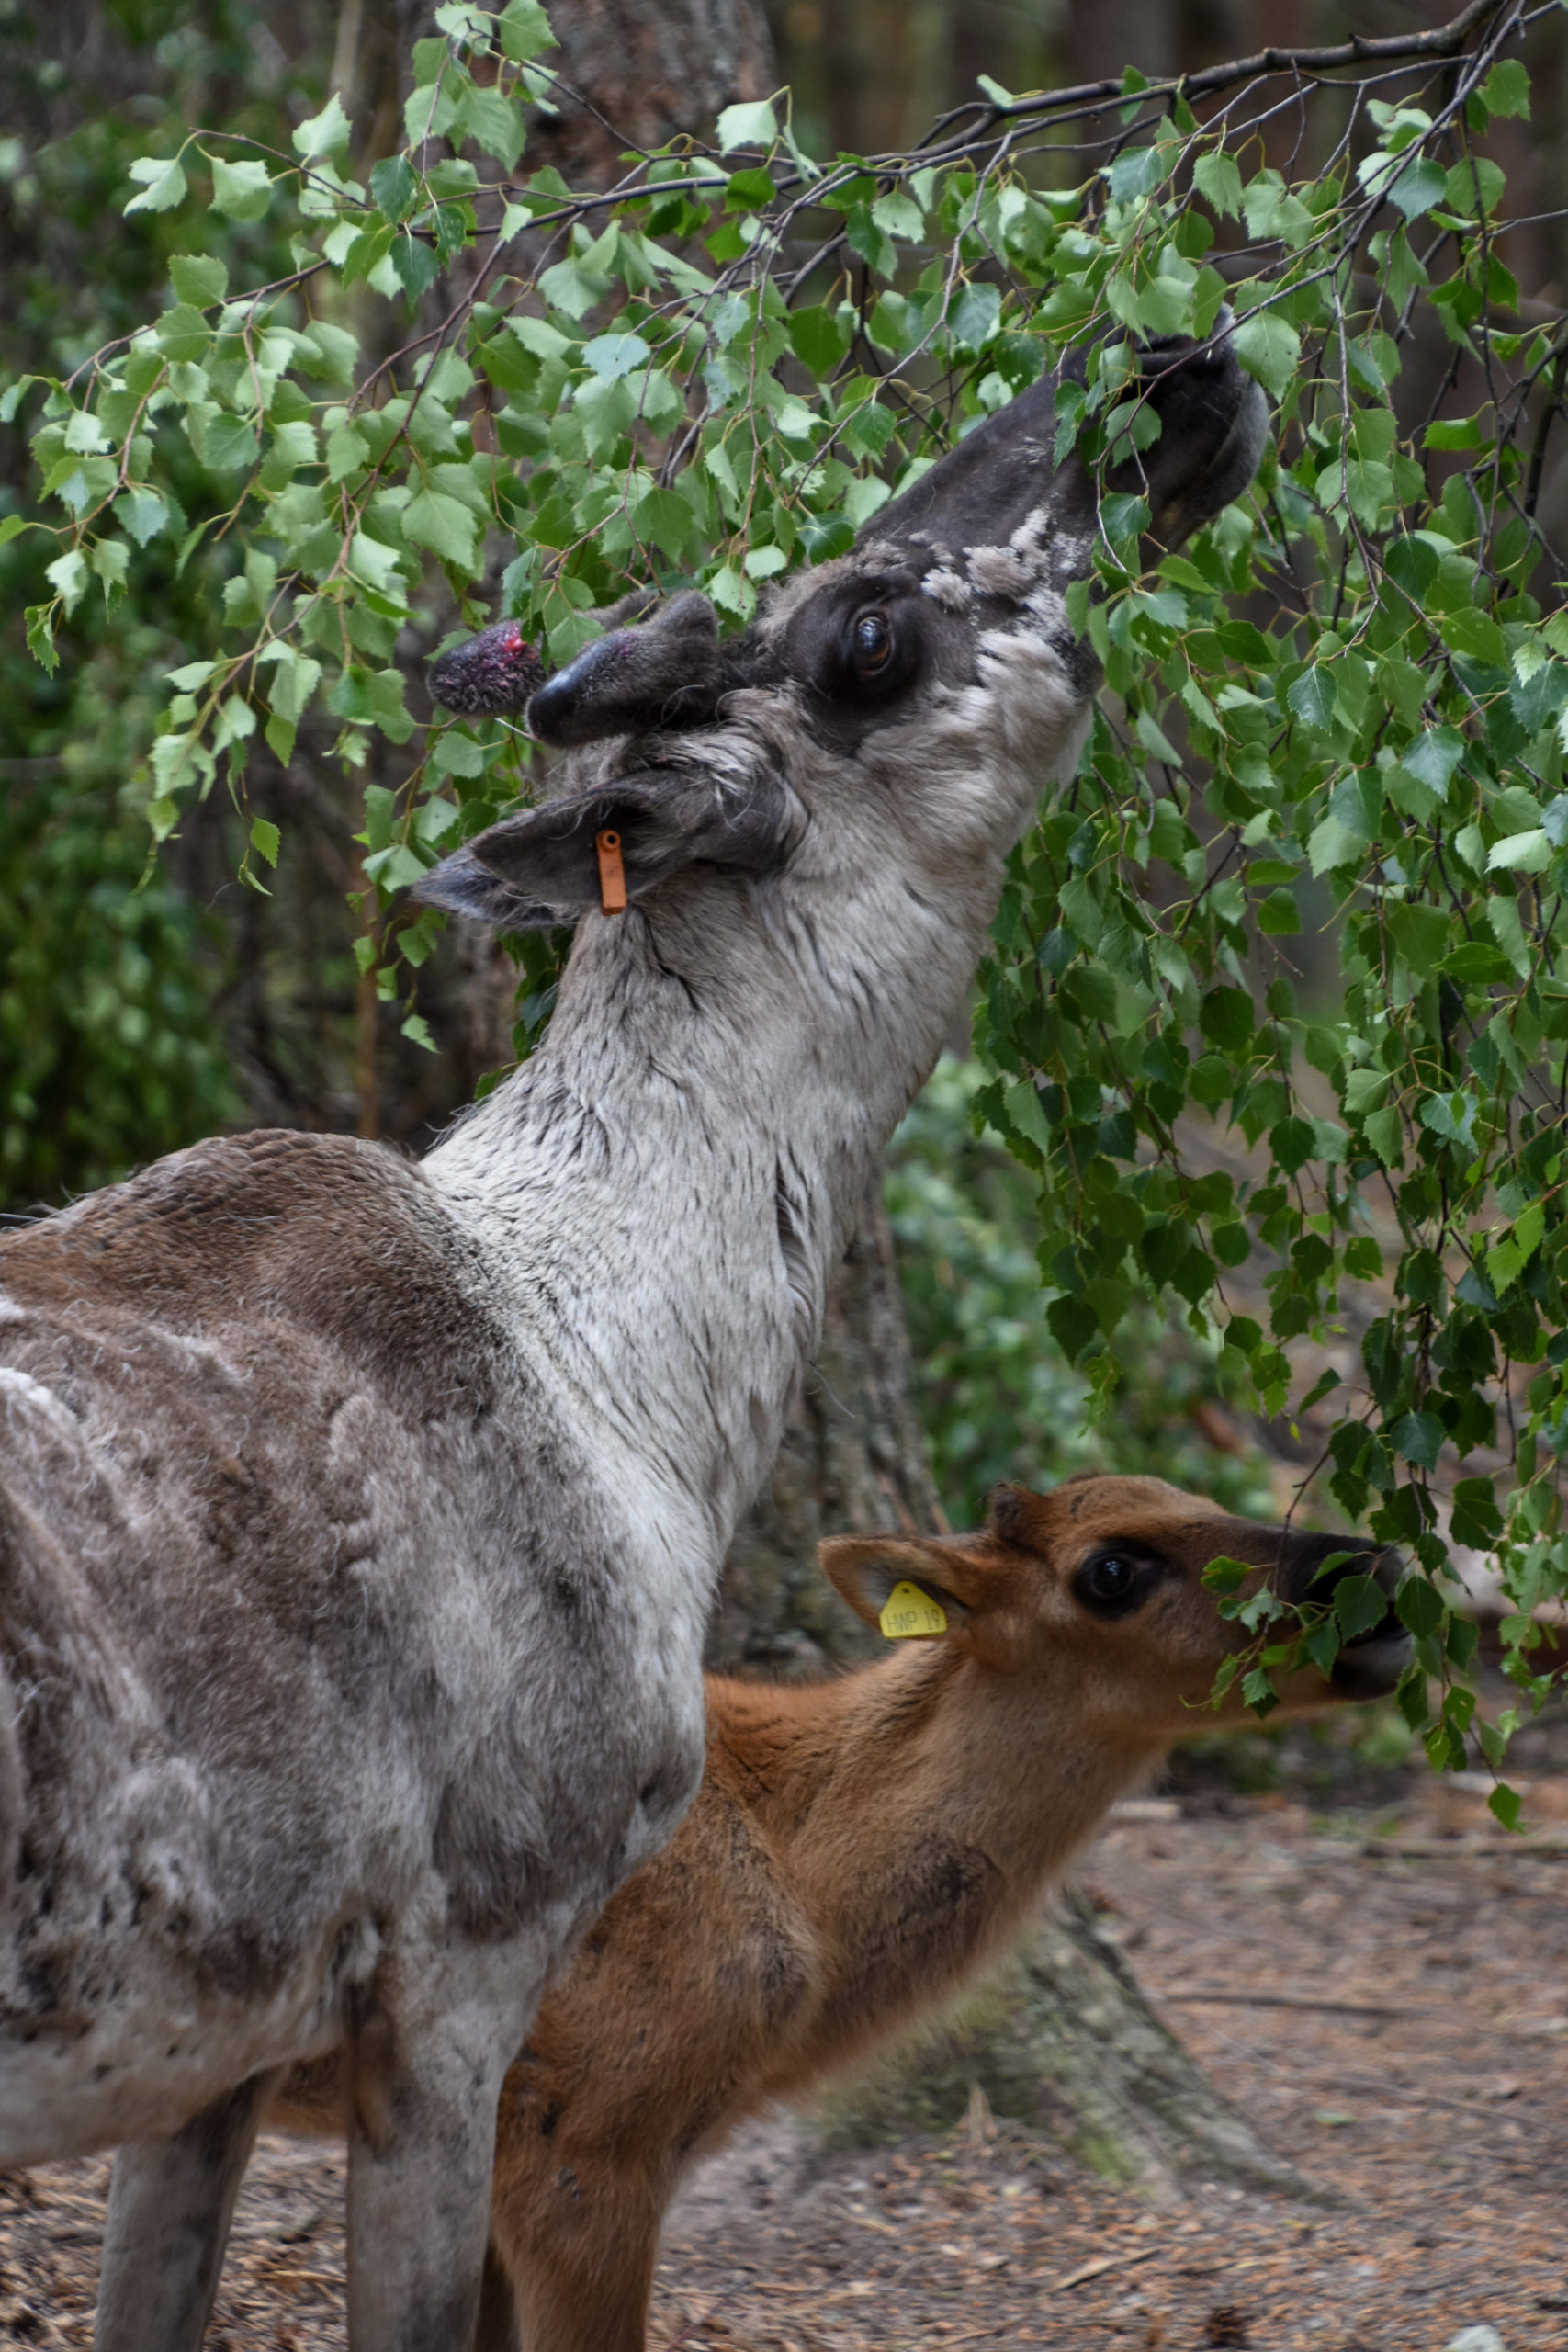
xmin=852 ymin=609 xmax=892 ymax=673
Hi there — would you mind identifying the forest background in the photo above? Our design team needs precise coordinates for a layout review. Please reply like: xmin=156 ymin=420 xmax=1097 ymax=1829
xmin=4 ymin=0 xmax=1568 ymax=1747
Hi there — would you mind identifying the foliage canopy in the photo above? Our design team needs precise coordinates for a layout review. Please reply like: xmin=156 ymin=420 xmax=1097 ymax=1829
xmin=9 ymin=0 xmax=1568 ymax=1791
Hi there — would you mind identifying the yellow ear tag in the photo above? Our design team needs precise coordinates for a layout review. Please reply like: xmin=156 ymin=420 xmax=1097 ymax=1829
xmin=879 ymin=1581 xmax=948 ymax=1640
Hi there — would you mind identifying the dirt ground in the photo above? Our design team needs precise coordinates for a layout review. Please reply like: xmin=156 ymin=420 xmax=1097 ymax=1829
xmin=7 ymin=1681 xmax=1568 ymax=2352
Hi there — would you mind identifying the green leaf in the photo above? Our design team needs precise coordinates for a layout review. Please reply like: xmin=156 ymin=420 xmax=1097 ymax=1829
xmin=1384 ymin=902 xmax=1450 ymax=980
xmin=403 ymin=484 xmax=481 ymax=569
xmin=1440 ymin=941 xmax=1513 ymax=985
xmin=715 ymin=97 xmax=777 ymax=153
xmin=1231 ymin=311 xmax=1298 ymax=398
xmin=125 ymin=153 xmax=188 ymax=214
xmin=1256 ymin=888 xmax=1302 ymax=936
xmin=1200 ymin=987 xmax=1253 ymax=1054
xmin=370 ymin=155 xmax=420 ymax=223
xmin=1418 ymin=1090 xmax=1476 ymax=1151
xmin=88 ymin=538 xmax=130 ymax=601
xmin=1107 ymin=147 xmax=1166 ymax=205
xmin=1390 ymin=1412 xmax=1444 ymax=1470
xmin=154 ymin=304 xmax=212 ymax=363
xmin=25 ymin=603 xmax=59 ymax=674
xmin=293 ymin=91 xmax=353 ymax=160
xmin=392 ymin=233 xmax=441 ymax=305
xmin=1192 ymin=151 xmax=1243 ymax=218
xmin=1439 ymin=605 xmax=1508 ymax=666
xmin=949 ymin=281 xmax=1001 ymax=351
xmin=169 ymin=254 xmax=228 ymax=308
xmin=454 ymin=80 xmax=525 ymax=169
xmin=1383 ymin=153 xmax=1447 ymax=220
xmin=789 ymin=304 xmax=850 ymax=378
xmin=250 ymin=818 xmax=281 ymax=867
xmin=1400 ymin=728 xmax=1464 ymax=797
xmin=209 ymin=155 xmax=274 ymax=219
xmin=498 ymin=0 xmax=557 ymax=59
xmin=44 ymin=548 xmax=88 ymax=613
xmin=1488 ymin=828 xmax=1551 ymax=874
xmin=581 ymin=332 xmax=651 ymax=379
xmin=1479 ymin=59 xmax=1530 ymax=119
xmin=1333 ymin=1574 xmax=1388 ymax=1640
xmin=635 ymin=487 xmax=697 ymax=563
xmin=1395 ymin=1576 xmax=1444 ymax=1639
xmin=1424 ymin=416 xmax=1484 ymax=452
xmin=205 ymin=414 xmax=259 ymax=470
xmin=537 ymin=254 xmax=609 ymax=319
xmin=1286 ymin=665 xmax=1336 ymax=731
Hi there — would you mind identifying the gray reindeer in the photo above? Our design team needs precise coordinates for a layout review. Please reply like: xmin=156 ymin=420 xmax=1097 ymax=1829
xmin=0 ymin=333 xmax=1264 ymax=2352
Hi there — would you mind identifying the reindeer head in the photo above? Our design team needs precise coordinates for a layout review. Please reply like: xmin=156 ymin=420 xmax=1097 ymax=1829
xmin=822 ymin=1472 xmax=1410 ymax=1748
xmin=417 ymin=333 xmax=1267 ymax=931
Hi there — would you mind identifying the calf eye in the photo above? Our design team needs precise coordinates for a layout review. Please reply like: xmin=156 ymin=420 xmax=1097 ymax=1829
xmin=1075 ymin=1549 xmax=1155 ymax=1618
xmin=852 ymin=608 xmax=892 ymax=673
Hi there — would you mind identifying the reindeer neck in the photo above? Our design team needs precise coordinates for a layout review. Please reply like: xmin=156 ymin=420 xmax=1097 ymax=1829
xmin=709 ymin=1645 xmax=1154 ymax=2054
xmin=422 ymin=845 xmax=1001 ymax=1552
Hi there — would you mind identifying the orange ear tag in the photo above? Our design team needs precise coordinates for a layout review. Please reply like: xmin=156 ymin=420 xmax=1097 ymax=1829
xmin=879 ymin=1581 xmax=948 ymax=1640
xmin=595 ymin=828 xmax=627 ymax=915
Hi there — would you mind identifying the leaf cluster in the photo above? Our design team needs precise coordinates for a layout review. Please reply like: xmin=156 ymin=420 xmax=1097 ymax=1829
xmin=8 ymin=0 xmax=1567 ymax=1773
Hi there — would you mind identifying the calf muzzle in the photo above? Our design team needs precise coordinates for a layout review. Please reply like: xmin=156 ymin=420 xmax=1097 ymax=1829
xmin=1279 ymin=1532 xmax=1411 ymax=1697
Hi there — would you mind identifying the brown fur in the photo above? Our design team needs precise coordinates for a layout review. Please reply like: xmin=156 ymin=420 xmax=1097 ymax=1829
xmin=272 ymin=1475 xmax=1405 ymax=2352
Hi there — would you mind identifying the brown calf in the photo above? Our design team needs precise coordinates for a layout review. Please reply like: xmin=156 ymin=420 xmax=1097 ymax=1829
xmin=275 ymin=1473 xmax=1405 ymax=2352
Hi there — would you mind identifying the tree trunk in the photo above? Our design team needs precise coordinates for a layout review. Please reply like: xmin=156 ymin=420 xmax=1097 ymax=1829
xmin=706 ymin=1176 xmax=945 ymax=1676
xmin=811 ymin=1884 xmax=1317 ymax=2200
xmin=721 ymin=1194 xmax=1314 ymax=2201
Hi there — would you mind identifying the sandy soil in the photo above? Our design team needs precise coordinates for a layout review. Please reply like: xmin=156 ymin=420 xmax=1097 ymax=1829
xmin=6 ymin=1704 xmax=1568 ymax=2352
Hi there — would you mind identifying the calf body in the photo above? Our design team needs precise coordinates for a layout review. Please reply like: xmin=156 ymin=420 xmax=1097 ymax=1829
xmin=273 ymin=1475 xmax=1405 ymax=2352
xmin=3 ymin=336 xmax=1265 ymax=2348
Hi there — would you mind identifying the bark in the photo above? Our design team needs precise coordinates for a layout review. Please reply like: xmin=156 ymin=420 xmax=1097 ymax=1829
xmin=530 ymin=0 xmax=777 ymax=183
xmin=707 ymin=1175 xmax=946 ymax=1676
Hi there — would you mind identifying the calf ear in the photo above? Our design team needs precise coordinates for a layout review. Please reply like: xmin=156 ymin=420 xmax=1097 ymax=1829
xmin=414 ymin=763 xmax=798 ymax=930
xmin=822 ymin=1533 xmax=1026 ymax=1637
xmin=820 ymin=1538 xmax=973 ymax=1637
xmin=527 ymin=593 xmax=723 ymax=746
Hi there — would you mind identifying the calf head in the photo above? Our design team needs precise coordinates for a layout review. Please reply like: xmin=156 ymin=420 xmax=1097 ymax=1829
xmin=823 ymin=1471 xmax=1410 ymax=1750
xmin=417 ymin=331 xmax=1267 ymax=932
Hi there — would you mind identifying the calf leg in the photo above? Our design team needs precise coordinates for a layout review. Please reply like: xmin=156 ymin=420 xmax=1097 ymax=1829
xmin=495 ymin=2175 xmax=662 ymax=2352
xmin=93 ymin=2065 xmax=282 ymax=2352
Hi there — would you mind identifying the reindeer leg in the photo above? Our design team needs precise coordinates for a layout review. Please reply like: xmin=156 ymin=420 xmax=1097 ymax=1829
xmin=93 ymin=2065 xmax=283 ymax=2352
xmin=474 ymin=2239 xmax=523 ymax=2352
xmin=344 ymin=1975 xmax=522 ymax=2352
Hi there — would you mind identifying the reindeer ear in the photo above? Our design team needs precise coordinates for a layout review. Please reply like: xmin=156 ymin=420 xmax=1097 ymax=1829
xmin=413 ymin=763 xmax=798 ymax=930
xmin=527 ymin=593 xmax=723 ymax=746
